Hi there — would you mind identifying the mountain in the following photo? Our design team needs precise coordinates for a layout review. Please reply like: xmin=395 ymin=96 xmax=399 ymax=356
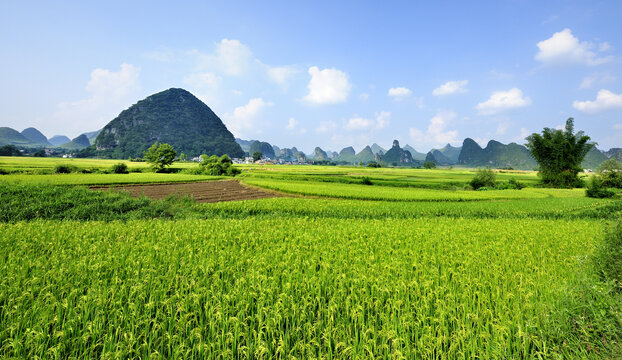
xmin=82 ymin=129 xmax=102 ymax=142
xmin=21 ymin=127 xmax=51 ymax=146
xmin=403 ymin=144 xmax=426 ymax=161
xmin=379 ymin=140 xmax=417 ymax=166
xmin=313 ymin=147 xmax=329 ymax=160
xmin=581 ymin=147 xmax=608 ymax=169
xmin=249 ymin=141 xmax=275 ymax=159
xmin=277 ymin=147 xmax=306 ymax=161
xmin=604 ymin=148 xmax=622 ymax=162
xmin=458 ymin=138 xmax=537 ymax=169
xmin=49 ymin=135 xmax=71 ymax=146
xmin=436 ymin=144 xmax=462 ymax=164
xmin=0 ymin=127 xmax=34 ymax=146
xmin=370 ymin=143 xmax=386 ymax=156
xmin=334 ymin=146 xmax=356 ymax=163
xmin=235 ymin=138 xmax=257 ymax=153
xmin=355 ymin=146 xmax=376 ymax=163
xmin=61 ymin=134 xmax=90 ymax=150
xmin=426 ymin=150 xmax=452 ymax=165
xmin=95 ymin=88 xmax=243 ymax=158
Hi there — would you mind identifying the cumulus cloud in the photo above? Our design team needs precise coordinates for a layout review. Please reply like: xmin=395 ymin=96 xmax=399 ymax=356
xmin=572 ymin=89 xmax=622 ymax=113
xmin=190 ymin=39 xmax=254 ymax=76
xmin=223 ymin=98 xmax=273 ymax=137
xmin=303 ymin=66 xmax=351 ymax=105
xmin=388 ymin=87 xmax=412 ymax=100
xmin=286 ymin=117 xmax=307 ymax=134
xmin=264 ymin=64 xmax=299 ymax=86
xmin=579 ymin=73 xmax=616 ymax=89
xmin=53 ymin=63 xmax=140 ymax=135
xmin=476 ymin=88 xmax=532 ymax=115
xmin=344 ymin=111 xmax=391 ymax=131
xmin=432 ymin=80 xmax=468 ymax=96
xmin=535 ymin=28 xmax=613 ymax=66
xmin=183 ymin=72 xmax=222 ymax=106
xmin=409 ymin=111 xmax=459 ymax=148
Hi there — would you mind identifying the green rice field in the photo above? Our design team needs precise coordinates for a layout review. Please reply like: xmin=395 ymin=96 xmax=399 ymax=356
xmin=0 ymin=157 xmax=620 ymax=359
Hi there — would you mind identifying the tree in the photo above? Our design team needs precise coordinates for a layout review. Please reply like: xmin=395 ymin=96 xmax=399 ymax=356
xmin=179 ymin=153 xmax=187 ymax=161
xmin=32 ymin=150 xmax=46 ymax=157
xmin=144 ymin=142 xmax=177 ymax=171
xmin=198 ymin=154 xmax=240 ymax=176
xmin=470 ymin=168 xmax=496 ymax=190
xmin=423 ymin=161 xmax=436 ymax=169
xmin=526 ymin=118 xmax=594 ymax=188
xmin=252 ymin=151 xmax=262 ymax=162
xmin=597 ymin=158 xmax=622 ymax=188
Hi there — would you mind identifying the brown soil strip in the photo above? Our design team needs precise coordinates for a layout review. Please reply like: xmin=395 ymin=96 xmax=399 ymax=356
xmin=90 ymin=180 xmax=283 ymax=203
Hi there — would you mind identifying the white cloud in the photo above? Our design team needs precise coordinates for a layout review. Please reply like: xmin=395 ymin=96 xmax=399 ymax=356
xmin=359 ymin=93 xmax=370 ymax=101
xmin=573 ymin=89 xmax=622 ymax=113
xmin=303 ymin=66 xmax=351 ymax=105
xmin=535 ymin=28 xmax=613 ymax=66
xmin=388 ymin=87 xmax=412 ymax=100
xmin=432 ymin=80 xmax=468 ymax=96
xmin=223 ymin=98 xmax=273 ymax=137
xmin=579 ymin=73 xmax=616 ymax=89
xmin=496 ymin=122 xmax=510 ymax=135
xmin=191 ymin=38 xmax=254 ymax=76
xmin=344 ymin=111 xmax=391 ymax=131
xmin=476 ymin=88 xmax=532 ymax=115
xmin=286 ymin=117 xmax=307 ymax=134
xmin=53 ymin=63 xmax=140 ymax=136
xmin=316 ymin=121 xmax=338 ymax=133
xmin=409 ymin=111 xmax=459 ymax=148
xmin=510 ymin=127 xmax=531 ymax=144
xmin=183 ymin=72 xmax=223 ymax=105
xmin=264 ymin=64 xmax=299 ymax=86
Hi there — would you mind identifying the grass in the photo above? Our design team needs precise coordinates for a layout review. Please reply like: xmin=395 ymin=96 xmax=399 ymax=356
xmin=1 ymin=218 xmax=620 ymax=358
xmin=0 ymin=157 xmax=620 ymax=358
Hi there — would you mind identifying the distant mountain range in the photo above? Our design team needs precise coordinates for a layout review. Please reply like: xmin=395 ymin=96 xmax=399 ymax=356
xmin=1 ymin=87 xmax=618 ymax=169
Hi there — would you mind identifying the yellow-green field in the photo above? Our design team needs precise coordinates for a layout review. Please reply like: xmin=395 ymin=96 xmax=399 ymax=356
xmin=0 ymin=156 xmax=620 ymax=359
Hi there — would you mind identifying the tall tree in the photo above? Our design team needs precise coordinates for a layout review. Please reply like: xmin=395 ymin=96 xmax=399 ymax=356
xmin=526 ymin=118 xmax=593 ymax=187
xmin=144 ymin=142 xmax=177 ymax=172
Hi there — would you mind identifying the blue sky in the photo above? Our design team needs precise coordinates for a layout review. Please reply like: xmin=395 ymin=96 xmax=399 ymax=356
xmin=1 ymin=0 xmax=621 ymax=153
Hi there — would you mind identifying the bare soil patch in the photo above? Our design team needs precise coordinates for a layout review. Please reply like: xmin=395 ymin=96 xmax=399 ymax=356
xmin=91 ymin=180 xmax=282 ymax=203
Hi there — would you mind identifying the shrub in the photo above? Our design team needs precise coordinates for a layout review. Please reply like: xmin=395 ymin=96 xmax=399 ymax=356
xmin=586 ymin=177 xmax=615 ymax=198
xmin=597 ymin=159 xmax=622 ymax=189
xmin=361 ymin=177 xmax=373 ymax=185
xmin=198 ymin=154 xmax=241 ymax=176
xmin=54 ymin=164 xmax=77 ymax=174
xmin=144 ymin=142 xmax=176 ymax=172
xmin=112 ymin=163 xmax=129 ymax=174
xmin=423 ymin=161 xmax=436 ymax=169
xmin=469 ymin=169 xmax=496 ymax=190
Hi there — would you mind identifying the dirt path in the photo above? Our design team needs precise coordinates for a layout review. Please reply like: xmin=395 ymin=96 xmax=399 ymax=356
xmin=91 ymin=180 xmax=282 ymax=203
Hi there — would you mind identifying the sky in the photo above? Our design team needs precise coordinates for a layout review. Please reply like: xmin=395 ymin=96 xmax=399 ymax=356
xmin=1 ymin=0 xmax=621 ymax=153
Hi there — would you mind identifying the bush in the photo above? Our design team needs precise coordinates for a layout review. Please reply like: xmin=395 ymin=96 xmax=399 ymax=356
xmin=469 ymin=169 xmax=496 ymax=190
xmin=54 ymin=164 xmax=77 ymax=174
xmin=586 ymin=177 xmax=615 ymax=198
xmin=423 ymin=161 xmax=436 ymax=169
xmin=597 ymin=159 xmax=622 ymax=189
xmin=594 ymin=221 xmax=622 ymax=287
xmin=366 ymin=162 xmax=380 ymax=168
xmin=361 ymin=177 xmax=373 ymax=185
xmin=112 ymin=162 xmax=129 ymax=174
xmin=197 ymin=154 xmax=241 ymax=176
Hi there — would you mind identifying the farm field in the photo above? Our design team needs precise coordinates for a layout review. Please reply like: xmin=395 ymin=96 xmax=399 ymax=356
xmin=0 ymin=157 xmax=621 ymax=359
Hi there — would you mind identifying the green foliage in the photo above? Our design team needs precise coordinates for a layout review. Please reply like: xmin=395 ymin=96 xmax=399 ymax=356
xmin=179 ymin=153 xmax=187 ymax=161
xmin=361 ymin=176 xmax=373 ymax=185
xmin=144 ymin=142 xmax=177 ymax=172
xmin=54 ymin=163 xmax=77 ymax=174
xmin=586 ymin=176 xmax=615 ymax=198
xmin=249 ymin=141 xmax=275 ymax=159
xmin=197 ymin=154 xmax=241 ymax=176
xmin=423 ymin=161 xmax=436 ymax=169
xmin=366 ymin=161 xmax=380 ymax=168
xmin=32 ymin=149 xmax=46 ymax=157
xmin=111 ymin=162 xmax=129 ymax=174
xmin=594 ymin=221 xmax=622 ymax=287
xmin=0 ymin=144 xmax=22 ymax=156
xmin=597 ymin=158 xmax=622 ymax=188
xmin=470 ymin=168 xmax=496 ymax=190
xmin=526 ymin=118 xmax=594 ymax=187
xmin=94 ymin=88 xmax=244 ymax=158
xmin=252 ymin=151 xmax=262 ymax=162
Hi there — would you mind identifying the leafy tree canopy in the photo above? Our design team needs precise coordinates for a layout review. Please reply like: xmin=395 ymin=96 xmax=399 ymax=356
xmin=526 ymin=118 xmax=594 ymax=188
xmin=144 ymin=142 xmax=177 ymax=171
